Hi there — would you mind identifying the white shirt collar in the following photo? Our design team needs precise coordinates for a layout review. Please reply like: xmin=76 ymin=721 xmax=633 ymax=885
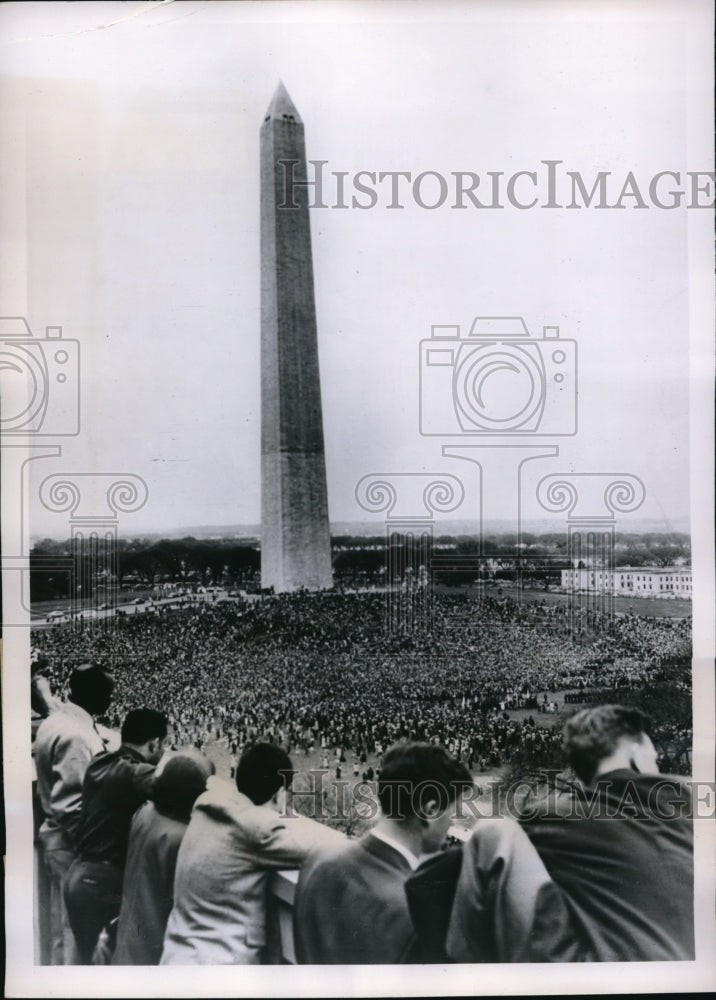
xmin=370 ymin=827 xmax=422 ymax=870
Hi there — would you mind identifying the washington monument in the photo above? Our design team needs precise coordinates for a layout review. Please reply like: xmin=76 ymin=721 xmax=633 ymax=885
xmin=260 ymin=83 xmax=333 ymax=592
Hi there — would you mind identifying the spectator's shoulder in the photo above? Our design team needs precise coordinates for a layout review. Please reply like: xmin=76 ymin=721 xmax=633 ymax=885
xmin=240 ymin=801 xmax=285 ymax=840
xmin=516 ymin=786 xmax=581 ymax=825
xmin=193 ymin=777 xmax=275 ymax=837
xmin=298 ymin=830 xmax=355 ymax=883
xmin=298 ymin=820 xmax=350 ymax=860
xmin=646 ymin=771 xmax=691 ymax=793
xmin=639 ymin=771 xmax=693 ymax=813
xmin=127 ymin=757 xmax=157 ymax=782
xmin=37 ymin=708 xmax=93 ymax=751
xmin=35 ymin=701 xmax=69 ymax=734
xmin=84 ymin=747 xmax=115 ymax=774
xmin=467 ymin=815 xmax=538 ymax=852
xmin=96 ymin=724 xmax=120 ymax=752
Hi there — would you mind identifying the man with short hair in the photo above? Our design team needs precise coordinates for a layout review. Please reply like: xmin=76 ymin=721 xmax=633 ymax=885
xmin=161 ymin=742 xmax=343 ymax=965
xmin=64 ymin=707 xmax=168 ymax=963
xmin=34 ymin=662 xmax=114 ymax=964
xmin=297 ymin=741 xmax=588 ymax=964
xmin=294 ymin=741 xmax=473 ymax=964
xmin=520 ymin=704 xmax=694 ymax=961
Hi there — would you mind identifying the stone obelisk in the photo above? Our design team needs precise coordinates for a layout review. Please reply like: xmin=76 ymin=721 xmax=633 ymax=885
xmin=260 ymin=82 xmax=333 ymax=592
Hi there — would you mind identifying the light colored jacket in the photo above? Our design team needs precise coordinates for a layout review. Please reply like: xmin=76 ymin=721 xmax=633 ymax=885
xmin=160 ymin=776 xmax=343 ymax=965
xmin=34 ymin=701 xmax=106 ymax=851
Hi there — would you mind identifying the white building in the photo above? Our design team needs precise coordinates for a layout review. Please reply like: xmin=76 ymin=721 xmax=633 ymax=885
xmin=561 ymin=566 xmax=692 ymax=598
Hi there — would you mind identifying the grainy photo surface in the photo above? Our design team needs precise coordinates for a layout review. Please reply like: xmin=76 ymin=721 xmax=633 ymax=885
xmin=2 ymin=1 xmax=714 ymax=996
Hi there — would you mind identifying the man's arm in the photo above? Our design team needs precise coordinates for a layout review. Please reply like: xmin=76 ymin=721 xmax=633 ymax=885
xmin=251 ymin=813 xmax=346 ymax=871
xmin=445 ymin=818 xmax=591 ymax=962
xmin=47 ymin=732 xmax=97 ymax=845
xmin=31 ymin=674 xmax=58 ymax=719
xmin=128 ymin=760 xmax=157 ymax=800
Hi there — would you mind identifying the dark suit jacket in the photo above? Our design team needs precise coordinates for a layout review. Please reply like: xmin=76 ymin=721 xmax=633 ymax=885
xmin=404 ymin=847 xmax=463 ymax=963
xmin=294 ymin=833 xmax=419 ymax=964
xmin=521 ymin=769 xmax=694 ymax=961
xmin=76 ymin=745 xmax=156 ymax=868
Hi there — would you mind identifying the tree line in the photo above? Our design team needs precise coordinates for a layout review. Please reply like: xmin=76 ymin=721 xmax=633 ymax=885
xmin=29 ymin=532 xmax=690 ymax=603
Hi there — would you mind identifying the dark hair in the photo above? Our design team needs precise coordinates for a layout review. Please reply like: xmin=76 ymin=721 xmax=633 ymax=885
xmin=377 ymin=742 xmax=473 ymax=822
xmin=151 ymin=754 xmax=214 ymax=823
xmin=69 ymin=663 xmax=114 ymax=715
xmin=235 ymin=743 xmax=294 ymax=805
xmin=564 ymin=705 xmax=651 ymax=784
xmin=121 ymin=708 xmax=168 ymax=746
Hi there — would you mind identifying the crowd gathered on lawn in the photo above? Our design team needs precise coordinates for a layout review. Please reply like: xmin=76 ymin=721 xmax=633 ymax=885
xmin=32 ymin=591 xmax=691 ymax=775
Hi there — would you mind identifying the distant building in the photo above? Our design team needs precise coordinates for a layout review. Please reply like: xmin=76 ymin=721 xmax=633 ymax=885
xmin=561 ymin=566 xmax=692 ymax=598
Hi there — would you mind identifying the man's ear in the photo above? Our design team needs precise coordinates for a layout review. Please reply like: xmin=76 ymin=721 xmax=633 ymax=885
xmin=627 ymin=736 xmax=644 ymax=772
xmin=422 ymin=798 xmax=441 ymax=820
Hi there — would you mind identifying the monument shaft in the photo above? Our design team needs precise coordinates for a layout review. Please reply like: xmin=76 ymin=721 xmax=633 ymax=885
xmin=260 ymin=84 xmax=333 ymax=591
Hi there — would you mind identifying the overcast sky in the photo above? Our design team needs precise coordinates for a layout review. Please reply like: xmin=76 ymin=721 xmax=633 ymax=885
xmin=1 ymin=0 xmax=712 ymax=539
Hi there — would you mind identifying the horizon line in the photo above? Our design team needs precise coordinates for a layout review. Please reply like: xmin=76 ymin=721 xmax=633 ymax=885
xmin=30 ymin=520 xmax=692 ymax=543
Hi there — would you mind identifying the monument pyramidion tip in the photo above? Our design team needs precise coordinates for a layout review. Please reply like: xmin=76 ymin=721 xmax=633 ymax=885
xmin=263 ymin=81 xmax=303 ymax=124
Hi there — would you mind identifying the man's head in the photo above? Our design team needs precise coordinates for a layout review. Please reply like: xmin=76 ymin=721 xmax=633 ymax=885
xmin=378 ymin=742 xmax=473 ymax=853
xmin=69 ymin=663 xmax=114 ymax=716
xmin=564 ymin=705 xmax=659 ymax=785
xmin=235 ymin=742 xmax=294 ymax=806
xmin=151 ymin=751 xmax=214 ymax=822
xmin=121 ymin=708 xmax=169 ymax=764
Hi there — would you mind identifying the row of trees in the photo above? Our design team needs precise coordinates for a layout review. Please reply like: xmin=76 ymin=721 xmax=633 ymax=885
xmin=29 ymin=537 xmax=261 ymax=602
xmin=29 ymin=532 xmax=690 ymax=603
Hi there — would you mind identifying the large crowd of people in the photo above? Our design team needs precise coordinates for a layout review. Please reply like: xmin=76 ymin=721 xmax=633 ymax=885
xmin=31 ymin=592 xmax=695 ymax=967
xmin=31 ymin=591 xmax=692 ymax=776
